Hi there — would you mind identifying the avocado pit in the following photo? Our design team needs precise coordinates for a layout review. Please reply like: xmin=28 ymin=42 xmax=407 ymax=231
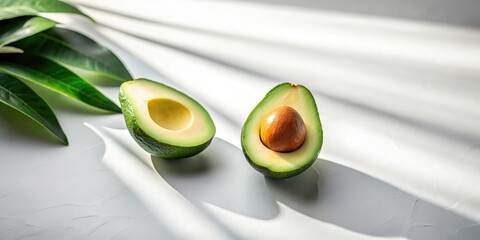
xmin=260 ymin=106 xmax=306 ymax=152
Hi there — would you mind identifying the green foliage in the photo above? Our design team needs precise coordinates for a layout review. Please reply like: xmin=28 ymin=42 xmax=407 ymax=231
xmin=0 ymin=73 xmax=67 ymax=144
xmin=0 ymin=0 xmax=131 ymax=145
xmin=0 ymin=16 xmax=56 ymax=47
xmin=0 ymin=0 xmax=93 ymax=21
xmin=12 ymin=28 xmax=132 ymax=82
xmin=0 ymin=54 xmax=121 ymax=113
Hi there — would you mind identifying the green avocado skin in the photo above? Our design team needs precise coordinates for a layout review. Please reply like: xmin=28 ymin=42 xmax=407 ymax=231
xmin=119 ymin=88 xmax=212 ymax=159
xmin=241 ymin=82 xmax=322 ymax=179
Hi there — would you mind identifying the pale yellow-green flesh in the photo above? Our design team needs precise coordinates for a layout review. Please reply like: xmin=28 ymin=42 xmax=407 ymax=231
xmin=243 ymin=85 xmax=321 ymax=172
xmin=148 ymin=98 xmax=193 ymax=131
xmin=121 ymin=80 xmax=214 ymax=147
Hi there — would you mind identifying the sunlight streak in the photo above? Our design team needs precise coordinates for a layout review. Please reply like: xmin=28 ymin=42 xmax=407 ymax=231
xmin=84 ymin=123 xmax=232 ymax=240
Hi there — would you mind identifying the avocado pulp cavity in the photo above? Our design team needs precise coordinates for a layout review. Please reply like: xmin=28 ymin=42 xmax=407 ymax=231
xmin=119 ymin=79 xmax=215 ymax=159
xmin=241 ymin=83 xmax=323 ymax=179
xmin=148 ymin=98 xmax=193 ymax=131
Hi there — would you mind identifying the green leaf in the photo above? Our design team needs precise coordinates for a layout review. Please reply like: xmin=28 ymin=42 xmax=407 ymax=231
xmin=0 ymin=54 xmax=121 ymax=113
xmin=0 ymin=73 xmax=68 ymax=144
xmin=12 ymin=27 xmax=132 ymax=82
xmin=0 ymin=16 xmax=56 ymax=47
xmin=0 ymin=0 xmax=93 ymax=21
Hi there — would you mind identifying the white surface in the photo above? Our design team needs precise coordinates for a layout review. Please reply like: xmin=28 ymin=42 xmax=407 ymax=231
xmin=1 ymin=0 xmax=480 ymax=239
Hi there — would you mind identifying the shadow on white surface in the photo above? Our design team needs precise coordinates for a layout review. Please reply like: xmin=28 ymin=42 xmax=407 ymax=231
xmin=52 ymin=3 xmax=480 ymax=238
xmin=0 ymin=1 xmax=478 ymax=239
xmin=82 ymin=23 xmax=480 ymax=223
xmin=74 ymin=32 xmax=480 ymax=239
xmin=86 ymin=123 xmax=480 ymax=239
xmin=151 ymin=139 xmax=282 ymax=220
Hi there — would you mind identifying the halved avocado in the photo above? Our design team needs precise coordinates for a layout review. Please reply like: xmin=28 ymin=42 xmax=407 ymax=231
xmin=241 ymin=83 xmax=323 ymax=179
xmin=119 ymin=79 xmax=215 ymax=159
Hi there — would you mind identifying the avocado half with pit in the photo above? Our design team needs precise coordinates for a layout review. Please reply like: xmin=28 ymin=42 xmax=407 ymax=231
xmin=241 ymin=83 xmax=323 ymax=179
xmin=119 ymin=79 xmax=215 ymax=159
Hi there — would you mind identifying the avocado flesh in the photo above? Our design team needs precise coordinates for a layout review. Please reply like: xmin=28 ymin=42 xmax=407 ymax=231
xmin=119 ymin=79 xmax=215 ymax=159
xmin=241 ymin=83 xmax=323 ymax=179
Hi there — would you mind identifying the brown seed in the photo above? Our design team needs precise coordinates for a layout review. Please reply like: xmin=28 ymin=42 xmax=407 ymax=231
xmin=260 ymin=106 xmax=306 ymax=152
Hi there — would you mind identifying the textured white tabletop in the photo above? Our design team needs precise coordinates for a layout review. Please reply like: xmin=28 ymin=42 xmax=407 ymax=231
xmin=1 ymin=0 xmax=480 ymax=239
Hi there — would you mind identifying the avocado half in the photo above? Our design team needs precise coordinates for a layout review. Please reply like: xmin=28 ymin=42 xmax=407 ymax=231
xmin=119 ymin=79 xmax=215 ymax=159
xmin=241 ymin=83 xmax=323 ymax=179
